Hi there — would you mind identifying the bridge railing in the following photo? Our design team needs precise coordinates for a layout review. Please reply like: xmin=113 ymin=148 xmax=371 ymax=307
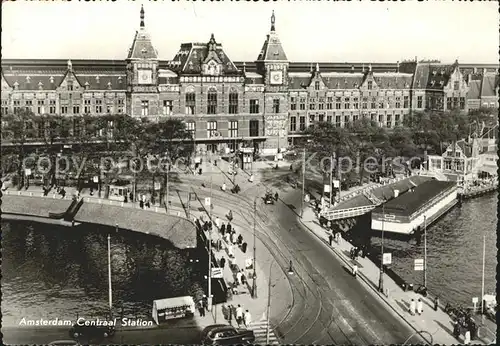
xmin=320 ymin=204 xmax=375 ymax=220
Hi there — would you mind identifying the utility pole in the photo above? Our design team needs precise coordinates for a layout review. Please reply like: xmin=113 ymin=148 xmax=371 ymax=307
xmin=423 ymin=215 xmax=427 ymax=288
xmin=481 ymin=233 xmax=486 ymax=320
xmin=252 ymin=198 xmax=257 ymax=298
xmin=300 ymin=146 xmax=306 ymax=218
xmin=108 ymin=226 xmax=115 ymax=317
xmin=378 ymin=203 xmax=385 ymax=293
xmin=266 ymin=261 xmax=274 ymax=344
xmin=330 ymin=153 xmax=334 ymax=206
xmin=165 ymin=164 xmax=169 ymax=211
xmin=208 ymin=174 xmax=213 ymax=311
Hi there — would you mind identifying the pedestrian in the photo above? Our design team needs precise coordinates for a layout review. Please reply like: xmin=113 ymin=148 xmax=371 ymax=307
xmin=452 ymin=319 xmax=461 ymax=339
xmin=409 ymin=299 xmax=416 ymax=316
xmin=241 ymin=271 xmax=247 ymax=285
xmin=352 ymin=264 xmax=358 ymax=278
xmin=60 ymin=187 xmax=66 ymax=199
xmin=90 ymin=187 xmax=94 ymax=196
xmin=145 ymin=199 xmax=151 ymax=208
xmin=329 ymin=234 xmax=333 ymax=246
xmin=198 ymin=299 xmax=205 ymax=317
xmin=139 ymin=199 xmax=144 ymax=209
xmin=228 ymin=244 xmax=234 ymax=258
xmin=231 ymin=232 xmax=237 ymax=245
xmin=464 ymin=329 xmax=471 ymax=345
xmin=215 ymin=216 xmax=220 ymax=229
xmin=417 ymin=298 xmax=423 ymax=315
xmin=470 ymin=321 xmax=477 ymax=340
xmin=224 ymin=232 xmax=230 ymax=244
xmin=227 ymin=223 xmax=232 ymax=233
xmin=236 ymin=270 xmax=243 ymax=285
xmin=229 ymin=256 xmax=236 ymax=270
xmin=243 ymin=309 xmax=252 ymax=328
xmin=235 ymin=305 xmax=243 ymax=327
xmin=434 ymin=296 xmax=439 ymax=311
xmin=228 ymin=210 xmax=233 ymax=221
xmin=221 ymin=223 xmax=226 ymax=235
xmin=228 ymin=304 xmax=233 ymax=325
xmin=237 ymin=234 xmax=243 ymax=246
xmin=274 ymin=192 xmax=279 ymax=201
xmin=241 ymin=242 xmax=248 ymax=253
xmin=220 ymin=256 xmax=226 ymax=269
xmin=350 ymin=247 xmax=354 ymax=260
xmin=202 ymin=295 xmax=208 ymax=311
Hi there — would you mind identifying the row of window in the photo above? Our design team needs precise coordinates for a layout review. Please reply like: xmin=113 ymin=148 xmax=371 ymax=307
xmin=8 ymin=105 xmax=125 ymax=115
xmin=290 ymin=96 xmax=412 ymax=111
xmin=149 ymin=96 xmax=269 ymax=116
xmin=289 ymin=113 xmax=403 ymax=131
xmin=312 ymin=80 xmax=380 ymax=91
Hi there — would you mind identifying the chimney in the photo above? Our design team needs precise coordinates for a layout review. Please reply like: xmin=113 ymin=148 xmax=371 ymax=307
xmin=396 ymin=61 xmax=400 ymax=73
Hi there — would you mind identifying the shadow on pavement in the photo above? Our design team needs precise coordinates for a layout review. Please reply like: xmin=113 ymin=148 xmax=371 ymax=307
xmin=342 ymin=265 xmax=354 ymax=277
xmin=433 ymin=320 xmax=456 ymax=339
xmin=395 ymin=299 xmax=409 ymax=314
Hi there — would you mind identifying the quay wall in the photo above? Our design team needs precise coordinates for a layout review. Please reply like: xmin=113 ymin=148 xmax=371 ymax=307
xmin=1 ymin=193 xmax=197 ymax=249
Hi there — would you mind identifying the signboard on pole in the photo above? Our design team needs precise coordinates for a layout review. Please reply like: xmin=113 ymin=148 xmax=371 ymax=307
xmin=211 ymin=268 xmax=223 ymax=279
xmin=324 ymin=184 xmax=331 ymax=193
xmin=24 ymin=168 xmax=32 ymax=176
xmin=414 ymin=259 xmax=424 ymax=271
xmin=204 ymin=197 xmax=211 ymax=207
xmin=332 ymin=180 xmax=340 ymax=188
xmin=472 ymin=297 xmax=478 ymax=304
xmin=382 ymin=253 xmax=392 ymax=265
xmin=93 ymin=176 xmax=99 ymax=183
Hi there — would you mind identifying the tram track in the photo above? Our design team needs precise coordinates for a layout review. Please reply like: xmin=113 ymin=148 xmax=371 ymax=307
xmin=187 ymin=182 xmax=364 ymax=344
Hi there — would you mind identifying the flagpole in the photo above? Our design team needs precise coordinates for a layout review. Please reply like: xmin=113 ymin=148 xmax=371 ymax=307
xmin=208 ymin=174 xmax=213 ymax=311
xmin=108 ymin=228 xmax=114 ymax=317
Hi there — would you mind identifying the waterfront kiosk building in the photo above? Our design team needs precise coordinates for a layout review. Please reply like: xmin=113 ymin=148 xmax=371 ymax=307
xmin=371 ymin=180 xmax=458 ymax=235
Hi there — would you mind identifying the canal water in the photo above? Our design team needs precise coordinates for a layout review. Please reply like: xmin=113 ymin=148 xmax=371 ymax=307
xmin=1 ymin=220 xmax=205 ymax=327
xmin=369 ymin=192 xmax=497 ymax=307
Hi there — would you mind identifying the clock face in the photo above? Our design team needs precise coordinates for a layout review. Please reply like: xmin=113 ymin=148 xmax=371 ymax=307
xmin=270 ymin=70 xmax=282 ymax=85
xmin=138 ymin=69 xmax=152 ymax=85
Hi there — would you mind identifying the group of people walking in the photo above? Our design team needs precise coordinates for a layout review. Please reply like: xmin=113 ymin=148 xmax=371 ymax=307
xmin=225 ymin=304 xmax=252 ymax=328
xmin=452 ymin=309 xmax=478 ymax=344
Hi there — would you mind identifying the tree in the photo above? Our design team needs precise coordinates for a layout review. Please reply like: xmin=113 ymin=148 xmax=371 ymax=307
xmin=148 ymin=118 xmax=193 ymax=207
xmin=1 ymin=110 xmax=36 ymax=189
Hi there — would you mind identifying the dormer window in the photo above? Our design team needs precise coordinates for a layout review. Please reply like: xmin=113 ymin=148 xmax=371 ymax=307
xmin=14 ymin=81 xmax=19 ymax=90
xmin=95 ymin=76 xmax=100 ymax=83
xmin=193 ymin=51 xmax=197 ymax=59
xmin=439 ymin=81 xmax=444 ymax=86
xmin=188 ymin=61 xmax=194 ymax=70
xmin=49 ymin=76 xmax=54 ymax=84
xmin=274 ymin=51 xmax=279 ymax=56
xmin=107 ymin=82 xmax=112 ymax=90
xmin=430 ymin=80 xmax=435 ymax=86
xmin=141 ymin=48 xmax=147 ymax=54
xmin=85 ymin=81 xmax=90 ymax=90
xmin=38 ymin=81 xmax=43 ymax=90
xmin=26 ymin=76 xmax=31 ymax=83
xmin=118 ymin=76 xmax=122 ymax=83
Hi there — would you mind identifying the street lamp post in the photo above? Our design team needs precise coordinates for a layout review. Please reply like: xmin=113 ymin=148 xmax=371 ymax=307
xmin=266 ymin=261 xmax=275 ymax=344
xmin=480 ymin=233 xmax=486 ymax=320
xmin=108 ymin=225 xmax=116 ymax=317
xmin=252 ymin=198 xmax=257 ymax=298
xmin=378 ymin=203 xmax=385 ymax=293
xmin=208 ymin=174 xmax=213 ymax=311
xmin=423 ymin=215 xmax=427 ymax=288
xmin=300 ymin=146 xmax=306 ymax=218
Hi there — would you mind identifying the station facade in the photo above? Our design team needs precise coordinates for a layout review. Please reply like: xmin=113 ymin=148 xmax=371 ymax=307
xmin=1 ymin=7 xmax=498 ymax=155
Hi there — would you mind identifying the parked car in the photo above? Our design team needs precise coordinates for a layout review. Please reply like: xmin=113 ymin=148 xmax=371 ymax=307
xmin=68 ymin=323 xmax=115 ymax=340
xmin=264 ymin=192 xmax=275 ymax=205
xmin=201 ymin=324 xmax=255 ymax=345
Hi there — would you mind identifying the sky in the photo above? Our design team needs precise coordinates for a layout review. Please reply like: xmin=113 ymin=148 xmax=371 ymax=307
xmin=2 ymin=0 xmax=498 ymax=64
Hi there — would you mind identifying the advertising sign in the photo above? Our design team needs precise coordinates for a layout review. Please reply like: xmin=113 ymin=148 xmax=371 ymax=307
xmin=414 ymin=259 xmax=424 ymax=271
xmin=332 ymin=180 xmax=340 ymax=188
xmin=382 ymin=253 xmax=392 ymax=265
xmin=211 ymin=268 xmax=223 ymax=279
xmin=324 ymin=184 xmax=331 ymax=193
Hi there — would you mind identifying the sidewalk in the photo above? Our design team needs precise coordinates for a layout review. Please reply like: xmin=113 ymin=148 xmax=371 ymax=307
xmin=299 ymin=205 xmax=495 ymax=345
xmin=188 ymin=188 xmax=289 ymax=344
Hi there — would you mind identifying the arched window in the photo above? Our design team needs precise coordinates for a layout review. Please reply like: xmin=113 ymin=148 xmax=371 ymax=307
xmin=185 ymin=86 xmax=196 ymax=115
xmin=229 ymin=89 xmax=238 ymax=114
xmin=207 ymin=88 xmax=217 ymax=114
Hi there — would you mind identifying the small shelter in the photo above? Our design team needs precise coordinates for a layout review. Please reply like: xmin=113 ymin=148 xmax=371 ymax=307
xmin=152 ymin=296 xmax=195 ymax=324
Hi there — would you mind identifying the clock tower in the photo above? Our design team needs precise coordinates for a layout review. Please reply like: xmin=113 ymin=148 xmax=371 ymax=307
xmin=126 ymin=5 xmax=160 ymax=118
xmin=256 ymin=11 xmax=289 ymax=153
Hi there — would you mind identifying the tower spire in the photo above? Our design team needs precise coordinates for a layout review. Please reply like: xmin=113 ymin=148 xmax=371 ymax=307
xmin=140 ymin=5 xmax=145 ymax=28
xmin=271 ymin=10 xmax=275 ymax=32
